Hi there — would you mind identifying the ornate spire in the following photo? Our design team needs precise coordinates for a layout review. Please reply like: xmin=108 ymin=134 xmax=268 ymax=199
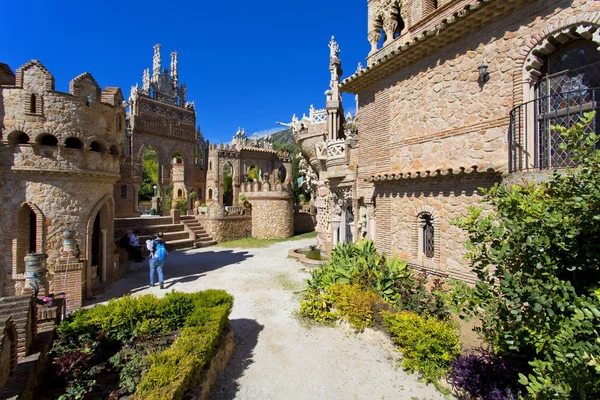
xmin=152 ymin=44 xmax=161 ymax=83
xmin=142 ymin=68 xmax=150 ymax=94
xmin=170 ymin=51 xmax=179 ymax=87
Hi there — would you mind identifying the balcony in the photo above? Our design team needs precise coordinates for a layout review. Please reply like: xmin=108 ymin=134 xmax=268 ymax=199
xmin=509 ymin=87 xmax=600 ymax=173
xmin=325 ymin=139 xmax=346 ymax=168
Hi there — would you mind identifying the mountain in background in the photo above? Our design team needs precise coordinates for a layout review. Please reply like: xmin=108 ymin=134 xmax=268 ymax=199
xmin=271 ymin=128 xmax=295 ymax=148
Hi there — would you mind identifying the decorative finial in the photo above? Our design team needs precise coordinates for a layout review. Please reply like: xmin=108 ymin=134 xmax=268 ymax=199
xmin=152 ymin=44 xmax=161 ymax=83
xmin=356 ymin=62 xmax=364 ymax=73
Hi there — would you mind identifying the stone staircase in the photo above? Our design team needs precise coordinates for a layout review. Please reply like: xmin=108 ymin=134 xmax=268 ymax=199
xmin=115 ymin=216 xmax=215 ymax=251
xmin=180 ymin=216 xmax=217 ymax=248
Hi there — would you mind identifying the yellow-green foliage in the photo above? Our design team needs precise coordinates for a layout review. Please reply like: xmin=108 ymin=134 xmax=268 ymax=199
xmin=329 ymin=284 xmax=383 ymax=330
xmin=383 ymin=311 xmax=460 ymax=383
xmin=134 ymin=294 xmax=232 ymax=400
xmin=299 ymin=291 xmax=337 ymax=323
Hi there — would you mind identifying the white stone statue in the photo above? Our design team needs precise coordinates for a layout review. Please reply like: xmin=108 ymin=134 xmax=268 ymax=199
xmin=129 ymin=84 xmax=139 ymax=103
xmin=329 ymin=35 xmax=340 ymax=59
xmin=356 ymin=62 xmax=364 ymax=73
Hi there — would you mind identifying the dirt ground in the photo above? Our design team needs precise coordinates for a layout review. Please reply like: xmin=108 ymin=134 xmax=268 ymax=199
xmin=101 ymin=237 xmax=448 ymax=400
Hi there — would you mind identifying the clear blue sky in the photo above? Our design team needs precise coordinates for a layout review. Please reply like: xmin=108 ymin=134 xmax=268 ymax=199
xmin=0 ymin=1 xmax=368 ymax=144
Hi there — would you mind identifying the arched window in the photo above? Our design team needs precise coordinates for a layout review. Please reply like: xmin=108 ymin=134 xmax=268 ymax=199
xmin=277 ymin=166 xmax=287 ymax=184
xmin=537 ymin=39 xmax=600 ymax=169
xmin=419 ymin=213 xmax=435 ymax=259
xmin=30 ymin=94 xmax=37 ymax=114
xmin=208 ymin=188 xmax=213 ymax=200
xmin=8 ymin=131 xmax=30 ymax=145
xmin=177 ymin=189 xmax=183 ymax=198
xmin=109 ymin=145 xmax=120 ymax=156
xmin=90 ymin=141 xmax=104 ymax=153
xmin=65 ymin=137 xmax=83 ymax=149
xmin=39 ymin=134 xmax=58 ymax=147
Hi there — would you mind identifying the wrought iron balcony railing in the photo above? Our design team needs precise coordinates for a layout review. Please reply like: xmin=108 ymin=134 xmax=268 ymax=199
xmin=509 ymin=87 xmax=600 ymax=173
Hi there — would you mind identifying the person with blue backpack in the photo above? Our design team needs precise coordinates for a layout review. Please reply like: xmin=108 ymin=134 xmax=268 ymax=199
xmin=150 ymin=232 xmax=168 ymax=289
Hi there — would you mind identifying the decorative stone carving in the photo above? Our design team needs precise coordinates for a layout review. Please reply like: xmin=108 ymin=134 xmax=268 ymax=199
xmin=329 ymin=35 xmax=340 ymax=60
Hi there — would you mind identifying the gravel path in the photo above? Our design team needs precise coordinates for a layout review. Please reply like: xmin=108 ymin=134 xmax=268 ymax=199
xmin=101 ymin=238 xmax=445 ymax=400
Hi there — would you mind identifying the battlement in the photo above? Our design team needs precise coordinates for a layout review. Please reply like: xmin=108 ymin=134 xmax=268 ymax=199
xmin=1 ymin=60 xmax=125 ymax=157
xmin=239 ymin=181 xmax=293 ymax=196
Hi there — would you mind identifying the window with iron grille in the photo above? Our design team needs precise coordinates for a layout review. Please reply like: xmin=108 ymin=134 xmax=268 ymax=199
xmin=421 ymin=214 xmax=434 ymax=259
xmin=121 ymin=185 xmax=127 ymax=200
xmin=537 ymin=39 xmax=600 ymax=169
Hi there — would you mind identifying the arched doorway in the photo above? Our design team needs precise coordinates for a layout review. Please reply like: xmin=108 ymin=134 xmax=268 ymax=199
xmin=536 ymin=39 xmax=600 ymax=168
xmin=247 ymin=165 xmax=262 ymax=182
xmin=89 ymin=201 xmax=111 ymax=286
xmin=139 ymin=146 xmax=161 ymax=214
xmin=15 ymin=204 xmax=39 ymax=274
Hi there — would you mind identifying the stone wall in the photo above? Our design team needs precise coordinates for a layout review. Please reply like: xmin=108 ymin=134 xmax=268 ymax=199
xmin=0 ymin=317 xmax=17 ymax=390
xmin=247 ymin=194 xmax=294 ymax=239
xmin=340 ymin=0 xmax=600 ymax=281
xmin=199 ymin=215 xmax=251 ymax=243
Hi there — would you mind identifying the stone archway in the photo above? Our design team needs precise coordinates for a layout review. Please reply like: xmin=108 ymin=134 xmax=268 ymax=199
xmin=85 ymin=195 xmax=114 ymax=296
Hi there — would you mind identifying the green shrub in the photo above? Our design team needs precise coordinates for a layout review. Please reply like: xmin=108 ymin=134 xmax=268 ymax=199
xmin=329 ymin=284 xmax=383 ymax=330
xmin=384 ymin=311 xmax=460 ymax=384
xmin=300 ymin=291 xmax=337 ymax=323
xmin=134 ymin=295 xmax=232 ymax=400
xmin=452 ymin=112 xmax=600 ymax=398
xmin=52 ymin=291 xmax=234 ymax=400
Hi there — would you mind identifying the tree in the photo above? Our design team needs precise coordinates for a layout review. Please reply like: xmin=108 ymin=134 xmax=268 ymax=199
xmin=139 ymin=148 xmax=159 ymax=201
xmin=453 ymin=113 xmax=600 ymax=399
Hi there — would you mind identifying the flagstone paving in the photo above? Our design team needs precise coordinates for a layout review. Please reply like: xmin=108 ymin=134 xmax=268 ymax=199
xmin=101 ymin=238 xmax=445 ymax=400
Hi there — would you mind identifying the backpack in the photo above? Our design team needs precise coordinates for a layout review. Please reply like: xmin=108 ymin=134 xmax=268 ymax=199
xmin=146 ymin=239 xmax=154 ymax=252
xmin=155 ymin=241 xmax=167 ymax=261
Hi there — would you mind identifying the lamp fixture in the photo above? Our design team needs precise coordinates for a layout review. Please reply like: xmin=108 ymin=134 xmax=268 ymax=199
xmin=478 ymin=61 xmax=490 ymax=83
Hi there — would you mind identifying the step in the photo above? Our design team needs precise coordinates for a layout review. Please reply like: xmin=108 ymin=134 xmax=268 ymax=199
xmin=166 ymin=238 xmax=197 ymax=251
xmin=196 ymin=234 xmax=211 ymax=240
xmin=115 ymin=223 xmax=184 ymax=237
xmin=180 ymin=215 xmax=195 ymax=221
xmin=115 ymin=216 xmax=172 ymax=229
xmin=195 ymin=240 xmax=217 ymax=248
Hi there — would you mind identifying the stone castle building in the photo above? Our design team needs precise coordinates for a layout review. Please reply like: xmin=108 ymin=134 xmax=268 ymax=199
xmin=293 ymin=0 xmax=600 ymax=282
xmin=0 ymin=60 xmax=124 ymax=299
xmin=0 ymin=44 xmax=298 ymax=302
xmin=115 ymin=44 xmax=206 ymax=218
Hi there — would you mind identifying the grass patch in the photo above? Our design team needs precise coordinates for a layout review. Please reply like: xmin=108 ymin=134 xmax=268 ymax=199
xmin=275 ymin=272 xmax=303 ymax=292
xmin=216 ymin=231 xmax=317 ymax=249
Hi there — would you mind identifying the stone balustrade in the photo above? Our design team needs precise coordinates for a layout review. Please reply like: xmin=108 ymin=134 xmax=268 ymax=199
xmin=224 ymin=206 xmax=243 ymax=216
xmin=325 ymin=139 xmax=347 ymax=168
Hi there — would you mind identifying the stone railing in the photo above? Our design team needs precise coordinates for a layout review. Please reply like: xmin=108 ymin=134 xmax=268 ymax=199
xmin=198 ymin=206 xmax=208 ymax=215
xmin=224 ymin=206 xmax=243 ymax=215
xmin=309 ymin=106 xmax=327 ymax=123
xmin=326 ymin=139 xmax=346 ymax=161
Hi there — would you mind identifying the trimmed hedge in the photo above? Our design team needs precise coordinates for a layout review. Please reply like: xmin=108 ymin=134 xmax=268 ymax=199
xmin=53 ymin=290 xmax=233 ymax=399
